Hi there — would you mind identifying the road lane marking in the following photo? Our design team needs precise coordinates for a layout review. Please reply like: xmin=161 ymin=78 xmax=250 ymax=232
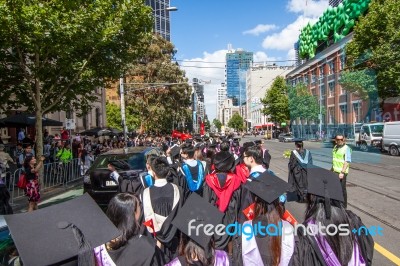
xmin=375 ymin=242 xmax=400 ymax=265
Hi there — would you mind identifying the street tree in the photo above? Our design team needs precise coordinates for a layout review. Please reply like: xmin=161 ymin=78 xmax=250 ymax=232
xmin=212 ymin=119 xmax=222 ymax=132
xmin=228 ymin=113 xmax=245 ymax=132
xmin=0 ymin=0 xmax=153 ymax=162
xmin=345 ymin=0 xmax=400 ymax=105
xmin=288 ymin=83 xmax=320 ymax=137
xmin=125 ymin=34 xmax=191 ymax=133
xmin=204 ymin=119 xmax=211 ymax=132
xmin=106 ymin=102 xmax=139 ymax=132
xmin=261 ymin=76 xmax=290 ymax=125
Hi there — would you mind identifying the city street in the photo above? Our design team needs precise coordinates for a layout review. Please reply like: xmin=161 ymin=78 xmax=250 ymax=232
xmin=244 ymin=136 xmax=400 ymax=266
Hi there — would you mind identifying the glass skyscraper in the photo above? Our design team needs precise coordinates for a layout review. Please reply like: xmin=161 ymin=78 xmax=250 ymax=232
xmin=146 ymin=0 xmax=172 ymax=41
xmin=226 ymin=49 xmax=253 ymax=106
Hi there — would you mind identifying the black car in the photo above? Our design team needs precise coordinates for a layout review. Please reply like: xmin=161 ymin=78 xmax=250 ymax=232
xmin=83 ymin=147 xmax=161 ymax=205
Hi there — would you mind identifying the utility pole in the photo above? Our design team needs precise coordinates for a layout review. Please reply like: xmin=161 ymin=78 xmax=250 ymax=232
xmin=120 ymin=77 xmax=127 ymax=142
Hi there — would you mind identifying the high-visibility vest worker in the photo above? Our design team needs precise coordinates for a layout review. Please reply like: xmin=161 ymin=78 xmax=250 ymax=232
xmin=332 ymin=144 xmax=351 ymax=174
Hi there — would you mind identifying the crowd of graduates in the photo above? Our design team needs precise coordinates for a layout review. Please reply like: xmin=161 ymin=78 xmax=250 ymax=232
xmin=4 ymin=135 xmax=374 ymax=266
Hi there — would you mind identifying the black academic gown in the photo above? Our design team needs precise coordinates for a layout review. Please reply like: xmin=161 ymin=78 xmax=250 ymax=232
xmin=287 ymin=149 xmax=312 ymax=202
xmin=106 ymin=235 xmax=165 ymax=266
xmin=203 ymin=173 xmax=242 ymax=250
xmin=178 ymin=161 xmax=205 ymax=198
xmin=289 ymin=211 xmax=374 ymax=266
xmin=145 ymin=182 xmax=184 ymax=263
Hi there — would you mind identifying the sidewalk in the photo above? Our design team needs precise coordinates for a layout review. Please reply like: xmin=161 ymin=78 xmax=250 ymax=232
xmin=10 ymin=182 xmax=83 ymax=213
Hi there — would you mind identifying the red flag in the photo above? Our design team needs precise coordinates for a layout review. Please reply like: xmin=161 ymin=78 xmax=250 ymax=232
xmin=282 ymin=210 xmax=298 ymax=226
xmin=243 ymin=203 xmax=256 ymax=220
xmin=143 ymin=219 xmax=156 ymax=237
xmin=200 ymin=122 xmax=205 ymax=135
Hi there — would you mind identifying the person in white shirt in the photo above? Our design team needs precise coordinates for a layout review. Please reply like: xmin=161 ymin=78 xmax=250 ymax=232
xmin=107 ymin=162 xmax=120 ymax=185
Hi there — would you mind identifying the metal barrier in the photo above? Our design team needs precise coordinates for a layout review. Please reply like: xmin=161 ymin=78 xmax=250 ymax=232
xmin=6 ymin=158 xmax=82 ymax=204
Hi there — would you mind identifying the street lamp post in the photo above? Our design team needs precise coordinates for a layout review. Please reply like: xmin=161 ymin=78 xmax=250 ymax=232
xmin=119 ymin=77 xmax=128 ymax=142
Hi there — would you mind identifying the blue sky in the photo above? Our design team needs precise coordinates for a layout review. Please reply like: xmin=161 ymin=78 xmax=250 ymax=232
xmin=170 ymin=0 xmax=330 ymax=120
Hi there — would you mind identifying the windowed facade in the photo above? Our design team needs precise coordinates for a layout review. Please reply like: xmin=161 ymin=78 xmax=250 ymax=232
xmin=319 ymin=65 xmax=324 ymax=79
xmin=339 ymin=104 xmax=347 ymax=124
xmin=353 ymin=102 xmax=361 ymax=122
xmin=328 ymin=60 xmax=335 ymax=74
xmin=320 ymin=84 xmax=326 ymax=99
xmin=311 ymin=69 xmax=316 ymax=83
xmin=328 ymin=81 xmax=335 ymax=97
xmin=328 ymin=106 xmax=335 ymax=124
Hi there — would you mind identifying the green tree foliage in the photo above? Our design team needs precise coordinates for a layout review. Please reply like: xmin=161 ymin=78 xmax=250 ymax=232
xmin=345 ymin=0 xmax=400 ymax=104
xmin=339 ymin=69 xmax=377 ymax=100
xmin=261 ymin=76 xmax=290 ymax=124
xmin=228 ymin=113 xmax=244 ymax=131
xmin=288 ymin=83 xmax=321 ymax=122
xmin=0 ymin=0 xmax=152 ymax=159
xmin=212 ymin=119 xmax=222 ymax=132
xmin=204 ymin=119 xmax=211 ymax=131
xmin=106 ymin=102 xmax=139 ymax=131
xmin=125 ymin=35 xmax=191 ymax=133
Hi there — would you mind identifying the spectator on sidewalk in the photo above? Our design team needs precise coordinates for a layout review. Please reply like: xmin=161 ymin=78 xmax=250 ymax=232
xmin=56 ymin=143 xmax=73 ymax=164
xmin=23 ymin=155 xmax=45 ymax=212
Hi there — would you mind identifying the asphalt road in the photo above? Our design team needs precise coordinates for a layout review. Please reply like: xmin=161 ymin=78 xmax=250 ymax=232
xmin=244 ymin=135 xmax=400 ymax=266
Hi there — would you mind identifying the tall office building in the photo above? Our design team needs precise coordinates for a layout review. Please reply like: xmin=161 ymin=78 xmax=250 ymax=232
xmin=226 ymin=48 xmax=253 ymax=106
xmin=329 ymin=0 xmax=344 ymax=7
xmin=146 ymin=0 xmax=173 ymax=41
xmin=192 ymin=78 xmax=205 ymax=103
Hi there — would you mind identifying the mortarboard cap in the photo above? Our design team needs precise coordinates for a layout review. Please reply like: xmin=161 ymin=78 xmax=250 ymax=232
xmin=253 ymin=140 xmax=263 ymax=145
xmin=213 ymin=151 xmax=235 ymax=173
xmin=170 ymin=145 xmax=181 ymax=158
xmin=293 ymin=138 xmax=304 ymax=145
xmin=244 ymin=171 xmax=289 ymax=204
xmin=307 ymin=167 xmax=344 ymax=219
xmin=5 ymin=193 xmax=120 ymax=266
xmin=171 ymin=193 xmax=224 ymax=258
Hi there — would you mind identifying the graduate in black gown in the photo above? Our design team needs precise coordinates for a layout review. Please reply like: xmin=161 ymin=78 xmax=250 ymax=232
xmin=289 ymin=167 xmax=374 ymax=266
xmin=166 ymin=193 xmax=230 ymax=266
xmin=178 ymin=143 xmax=207 ymax=198
xmin=237 ymin=171 xmax=295 ymax=266
xmin=287 ymin=139 xmax=313 ymax=202
xmin=141 ymin=156 xmax=184 ymax=263
xmin=203 ymin=151 xmax=242 ymax=255
xmin=94 ymin=193 xmax=164 ymax=265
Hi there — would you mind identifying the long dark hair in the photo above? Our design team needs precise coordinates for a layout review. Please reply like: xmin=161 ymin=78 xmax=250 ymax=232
xmin=305 ymin=194 xmax=354 ymax=265
xmin=106 ymin=193 xmax=141 ymax=250
xmin=178 ymin=234 xmax=215 ymax=266
xmin=23 ymin=155 xmax=34 ymax=170
xmin=253 ymin=196 xmax=285 ymax=266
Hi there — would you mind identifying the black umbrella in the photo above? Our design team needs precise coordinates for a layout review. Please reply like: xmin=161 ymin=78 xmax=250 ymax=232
xmin=0 ymin=113 xmax=63 ymax=127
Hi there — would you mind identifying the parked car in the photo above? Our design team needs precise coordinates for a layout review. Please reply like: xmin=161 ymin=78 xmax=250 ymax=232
xmin=278 ymin=133 xmax=294 ymax=142
xmin=83 ymin=146 xmax=161 ymax=205
xmin=382 ymin=121 xmax=400 ymax=156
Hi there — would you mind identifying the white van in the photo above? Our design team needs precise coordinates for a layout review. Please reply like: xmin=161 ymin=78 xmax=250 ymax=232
xmin=382 ymin=121 xmax=400 ymax=156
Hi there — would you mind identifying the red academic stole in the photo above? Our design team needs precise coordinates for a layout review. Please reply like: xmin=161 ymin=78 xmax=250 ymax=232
xmin=205 ymin=173 xmax=242 ymax=213
xmin=235 ymin=163 xmax=249 ymax=183
xmin=143 ymin=219 xmax=156 ymax=237
xmin=243 ymin=203 xmax=298 ymax=226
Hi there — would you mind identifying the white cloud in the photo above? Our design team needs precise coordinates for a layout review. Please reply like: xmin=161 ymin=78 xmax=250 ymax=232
xmin=287 ymin=0 xmax=329 ymax=17
xmin=243 ymin=24 xmax=278 ymax=36
xmin=262 ymin=16 xmax=316 ymax=51
xmin=287 ymin=48 xmax=296 ymax=61
xmin=180 ymin=50 xmax=227 ymax=120
xmin=253 ymin=51 xmax=277 ymax=63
